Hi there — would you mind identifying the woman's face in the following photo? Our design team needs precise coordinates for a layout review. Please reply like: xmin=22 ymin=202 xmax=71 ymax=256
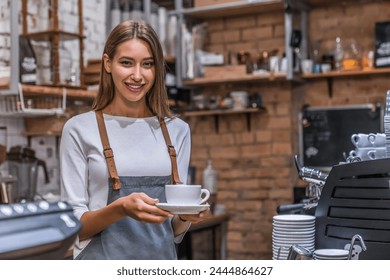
xmin=103 ymin=38 xmax=155 ymax=106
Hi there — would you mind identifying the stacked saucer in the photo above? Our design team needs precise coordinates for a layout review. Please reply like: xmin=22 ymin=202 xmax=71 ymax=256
xmin=272 ymin=214 xmax=316 ymax=260
xmin=313 ymin=249 xmax=349 ymax=260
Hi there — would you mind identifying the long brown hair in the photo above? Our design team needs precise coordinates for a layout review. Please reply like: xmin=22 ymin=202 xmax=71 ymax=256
xmin=92 ymin=20 xmax=172 ymax=118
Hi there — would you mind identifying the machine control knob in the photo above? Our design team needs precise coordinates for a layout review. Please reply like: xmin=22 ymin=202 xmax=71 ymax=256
xmin=0 ymin=205 xmax=13 ymax=216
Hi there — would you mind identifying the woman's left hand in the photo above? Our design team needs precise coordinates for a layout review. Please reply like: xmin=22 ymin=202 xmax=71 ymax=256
xmin=178 ymin=207 xmax=211 ymax=224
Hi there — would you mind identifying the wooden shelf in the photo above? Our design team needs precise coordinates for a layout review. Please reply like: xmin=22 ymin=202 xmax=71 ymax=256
xmin=21 ymin=30 xmax=84 ymax=41
xmin=23 ymin=131 xmax=62 ymax=137
xmin=0 ymin=111 xmax=64 ymax=118
xmin=180 ymin=107 xmax=263 ymax=117
xmin=301 ymin=67 xmax=390 ymax=79
xmin=21 ymin=84 xmax=97 ymax=100
xmin=303 ymin=0 xmax=384 ymax=9
xmin=172 ymin=0 xmax=284 ymax=19
xmin=183 ymin=72 xmax=287 ymax=86
xmin=301 ymin=67 xmax=390 ymax=98
xmin=179 ymin=107 xmax=265 ymax=133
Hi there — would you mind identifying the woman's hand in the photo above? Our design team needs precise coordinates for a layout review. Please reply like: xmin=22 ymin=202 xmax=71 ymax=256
xmin=178 ymin=207 xmax=211 ymax=224
xmin=79 ymin=192 xmax=172 ymax=241
xmin=117 ymin=192 xmax=173 ymax=223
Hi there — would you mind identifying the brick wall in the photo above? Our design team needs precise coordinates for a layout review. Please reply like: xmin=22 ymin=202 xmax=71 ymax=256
xmin=192 ymin=1 xmax=390 ymax=260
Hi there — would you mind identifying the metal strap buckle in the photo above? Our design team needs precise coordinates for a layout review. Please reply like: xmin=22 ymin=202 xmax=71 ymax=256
xmin=111 ymin=177 xmax=121 ymax=190
xmin=103 ymin=148 xmax=114 ymax=158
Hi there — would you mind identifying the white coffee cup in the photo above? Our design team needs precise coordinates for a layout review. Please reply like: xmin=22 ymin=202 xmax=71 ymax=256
xmin=301 ymin=59 xmax=313 ymax=74
xmin=165 ymin=184 xmax=210 ymax=205
xmin=367 ymin=148 xmax=387 ymax=160
xmin=321 ymin=63 xmax=331 ymax=73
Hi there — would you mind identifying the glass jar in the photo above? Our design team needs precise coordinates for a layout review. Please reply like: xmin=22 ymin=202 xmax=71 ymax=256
xmin=342 ymin=39 xmax=360 ymax=70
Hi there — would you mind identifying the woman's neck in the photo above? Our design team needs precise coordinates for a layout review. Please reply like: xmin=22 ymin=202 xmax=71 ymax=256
xmin=103 ymin=103 xmax=153 ymax=118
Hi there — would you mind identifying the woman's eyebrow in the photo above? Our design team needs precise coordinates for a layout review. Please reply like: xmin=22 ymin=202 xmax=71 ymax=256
xmin=118 ymin=56 xmax=154 ymax=60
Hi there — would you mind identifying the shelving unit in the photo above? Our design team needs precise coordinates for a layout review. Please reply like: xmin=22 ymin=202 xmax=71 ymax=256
xmin=168 ymin=0 xmax=302 ymax=123
xmin=183 ymin=72 xmax=287 ymax=86
xmin=0 ymin=84 xmax=96 ymax=118
xmin=181 ymin=107 xmax=262 ymax=117
xmin=172 ymin=0 xmax=309 ymax=84
xmin=21 ymin=0 xmax=85 ymax=88
xmin=301 ymin=67 xmax=390 ymax=79
xmin=21 ymin=84 xmax=96 ymax=100
xmin=171 ymin=0 xmax=285 ymax=19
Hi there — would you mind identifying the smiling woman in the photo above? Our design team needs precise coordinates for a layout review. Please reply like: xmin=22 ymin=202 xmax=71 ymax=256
xmin=60 ymin=20 xmax=210 ymax=260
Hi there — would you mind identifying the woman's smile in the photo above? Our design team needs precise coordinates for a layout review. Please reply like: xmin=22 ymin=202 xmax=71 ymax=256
xmin=124 ymin=82 xmax=144 ymax=93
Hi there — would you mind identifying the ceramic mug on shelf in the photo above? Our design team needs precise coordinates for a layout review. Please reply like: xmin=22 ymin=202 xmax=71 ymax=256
xmin=301 ymin=59 xmax=313 ymax=74
xmin=321 ymin=63 xmax=331 ymax=73
xmin=165 ymin=184 xmax=210 ymax=205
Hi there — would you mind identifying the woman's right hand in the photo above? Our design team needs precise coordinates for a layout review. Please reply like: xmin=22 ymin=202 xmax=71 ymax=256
xmin=116 ymin=192 xmax=174 ymax=223
xmin=79 ymin=192 xmax=173 ymax=241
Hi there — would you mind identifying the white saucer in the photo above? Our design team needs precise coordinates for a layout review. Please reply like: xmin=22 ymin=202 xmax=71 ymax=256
xmin=156 ymin=203 xmax=210 ymax=214
xmin=273 ymin=214 xmax=315 ymax=222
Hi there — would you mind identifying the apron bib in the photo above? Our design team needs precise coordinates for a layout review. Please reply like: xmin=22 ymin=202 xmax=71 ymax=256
xmin=76 ymin=111 xmax=182 ymax=260
xmin=76 ymin=175 xmax=176 ymax=260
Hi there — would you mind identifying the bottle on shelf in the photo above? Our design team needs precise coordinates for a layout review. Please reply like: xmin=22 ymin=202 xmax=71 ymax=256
xmin=202 ymin=159 xmax=218 ymax=213
xmin=333 ymin=36 xmax=344 ymax=71
xmin=202 ymin=159 xmax=217 ymax=194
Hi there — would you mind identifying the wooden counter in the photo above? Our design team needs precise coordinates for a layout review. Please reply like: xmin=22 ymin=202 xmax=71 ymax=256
xmin=179 ymin=213 xmax=229 ymax=260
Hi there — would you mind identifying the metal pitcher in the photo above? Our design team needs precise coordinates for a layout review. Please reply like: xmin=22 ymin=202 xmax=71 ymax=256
xmin=287 ymin=245 xmax=313 ymax=260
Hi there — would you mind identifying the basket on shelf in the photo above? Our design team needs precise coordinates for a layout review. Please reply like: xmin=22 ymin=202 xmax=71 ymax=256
xmin=0 ymin=84 xmax=66 ymax=116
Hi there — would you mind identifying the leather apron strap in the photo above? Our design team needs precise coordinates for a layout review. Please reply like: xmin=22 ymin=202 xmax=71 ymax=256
xmin=159 ymin=117 xmax=183 ymax=185
xmin=95 ymin=111 xmax=182 ymax=190
xmin=95 ymin=110 xmax=121 ymax=190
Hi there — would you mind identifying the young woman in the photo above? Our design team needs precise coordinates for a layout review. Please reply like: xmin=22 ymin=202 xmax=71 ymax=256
xmin=60 ymin=20 xmax=208 ymax=259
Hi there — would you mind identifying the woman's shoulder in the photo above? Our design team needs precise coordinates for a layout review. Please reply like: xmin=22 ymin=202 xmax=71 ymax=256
xmin=166 ymin=116 xmax=189 ymax=131
xmin=63 ymin=111 xmax=96 ymax=130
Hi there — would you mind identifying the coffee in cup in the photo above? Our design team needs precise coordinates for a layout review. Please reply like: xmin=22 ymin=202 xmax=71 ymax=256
xmin=165 ymin=184 xmax=210 ymax=205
